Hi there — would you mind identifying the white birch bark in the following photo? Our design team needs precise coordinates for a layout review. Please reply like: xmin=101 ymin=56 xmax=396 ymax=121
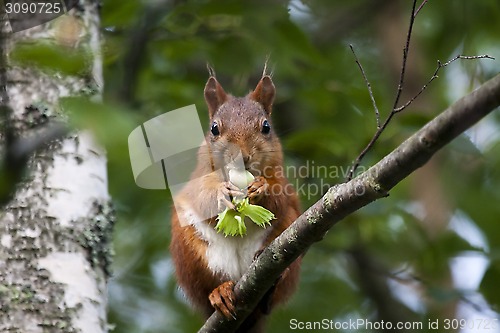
xmin=0 ymin=2 xmax=111 ymax=332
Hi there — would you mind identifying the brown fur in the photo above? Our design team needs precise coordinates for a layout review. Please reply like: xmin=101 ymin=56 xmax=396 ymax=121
xmin=170 ymin=74 xmax=301 ymax=332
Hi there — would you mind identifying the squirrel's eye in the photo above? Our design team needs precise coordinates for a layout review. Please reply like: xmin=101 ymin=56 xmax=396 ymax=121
xmin=211 ymin=121 xmax=220 ymax=136
xmin=262 ymin=119 xmax=271 ymax=134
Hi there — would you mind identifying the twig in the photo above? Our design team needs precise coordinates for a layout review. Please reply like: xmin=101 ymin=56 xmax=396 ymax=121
xmin=350 ymin=44 xmax=380 ymax=129
xmin=345 ymin=0 xmax=494 ymax=181
xmin=414 ymin=0 xmax=429 ymax=18
xmin=346 ymin=0 xmax=419 ymax=181
xmin=390 ymin=265 xmax=493 ymax=315
xmin=394 ymin=54 xmax=495 ymax=112
xmin=392 ymin=0 xmax=418 ymax=112
xmin=346 ymin=115 xmax=391 ymax=181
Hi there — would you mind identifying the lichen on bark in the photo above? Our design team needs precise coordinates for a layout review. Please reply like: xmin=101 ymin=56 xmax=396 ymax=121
xmin=77 ymin=200 xmax=116 ymax=278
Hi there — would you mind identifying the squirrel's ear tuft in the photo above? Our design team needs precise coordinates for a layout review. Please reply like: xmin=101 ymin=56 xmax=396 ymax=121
xmin=251 ymin=75 xmax=275 ymax=115
xmin=204 ymin=76 xmax=227 ymax=118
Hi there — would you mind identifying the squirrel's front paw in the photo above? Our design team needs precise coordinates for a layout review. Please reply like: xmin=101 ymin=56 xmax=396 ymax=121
xmin=247 ymin=176 xmax=269 ymax=204
xmin=209 ymin=280 xmax=237 ymax=320
xmin=217 ymin=181 xmax=244 ymax=211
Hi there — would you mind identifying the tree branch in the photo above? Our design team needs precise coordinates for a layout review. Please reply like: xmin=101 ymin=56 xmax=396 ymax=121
xmin=345 ymin=1 xmax=495 ymax=182
xmin=346 ymin=53 xmax=494 ymax=181
xmin=346 ymin=0 xmax=418 ymax=181
xmin=350 ymin=44 xmax=380 ymax=129
xmin=414 ymin=0 xmax=429 ymax=18
xmin=392 ymin=0 xmax=418 ymax=111
xmin=198 ymin=73 xmax=500 ymax=333
xmin=393 ymin=54 xmax=495 ymax=113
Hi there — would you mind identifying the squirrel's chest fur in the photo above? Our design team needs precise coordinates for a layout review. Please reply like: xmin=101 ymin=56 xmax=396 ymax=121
xmin=185 ymin=208 xmax=269 ymax=280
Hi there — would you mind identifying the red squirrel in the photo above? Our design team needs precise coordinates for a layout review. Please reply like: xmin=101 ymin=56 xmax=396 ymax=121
xmin=170 ymin=70 xmax=301 ymax=333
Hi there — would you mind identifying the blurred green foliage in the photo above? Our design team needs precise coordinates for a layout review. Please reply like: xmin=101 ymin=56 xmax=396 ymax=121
xmin=11 ymin=41 xmax=89 ymax=76
xmin=50 ymin=0 xmax=500 ymax=332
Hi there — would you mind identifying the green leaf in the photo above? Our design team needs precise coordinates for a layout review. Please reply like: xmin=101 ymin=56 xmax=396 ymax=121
xmin=215 ymin=207 xmax=246 ymax=237
xmin=11 ymin=41 xmax=88 ymax=76
xmin=239 ymin=200 xmax=275 ymax=228
xmin=215 ymin=198 xmax=274 ymax=237
xmin=60 ymin=96 xmax=137 ymax=147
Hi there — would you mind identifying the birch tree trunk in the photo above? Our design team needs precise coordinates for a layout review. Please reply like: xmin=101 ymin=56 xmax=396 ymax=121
xmin=0 ymin=2 xmax=111 ymax=332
